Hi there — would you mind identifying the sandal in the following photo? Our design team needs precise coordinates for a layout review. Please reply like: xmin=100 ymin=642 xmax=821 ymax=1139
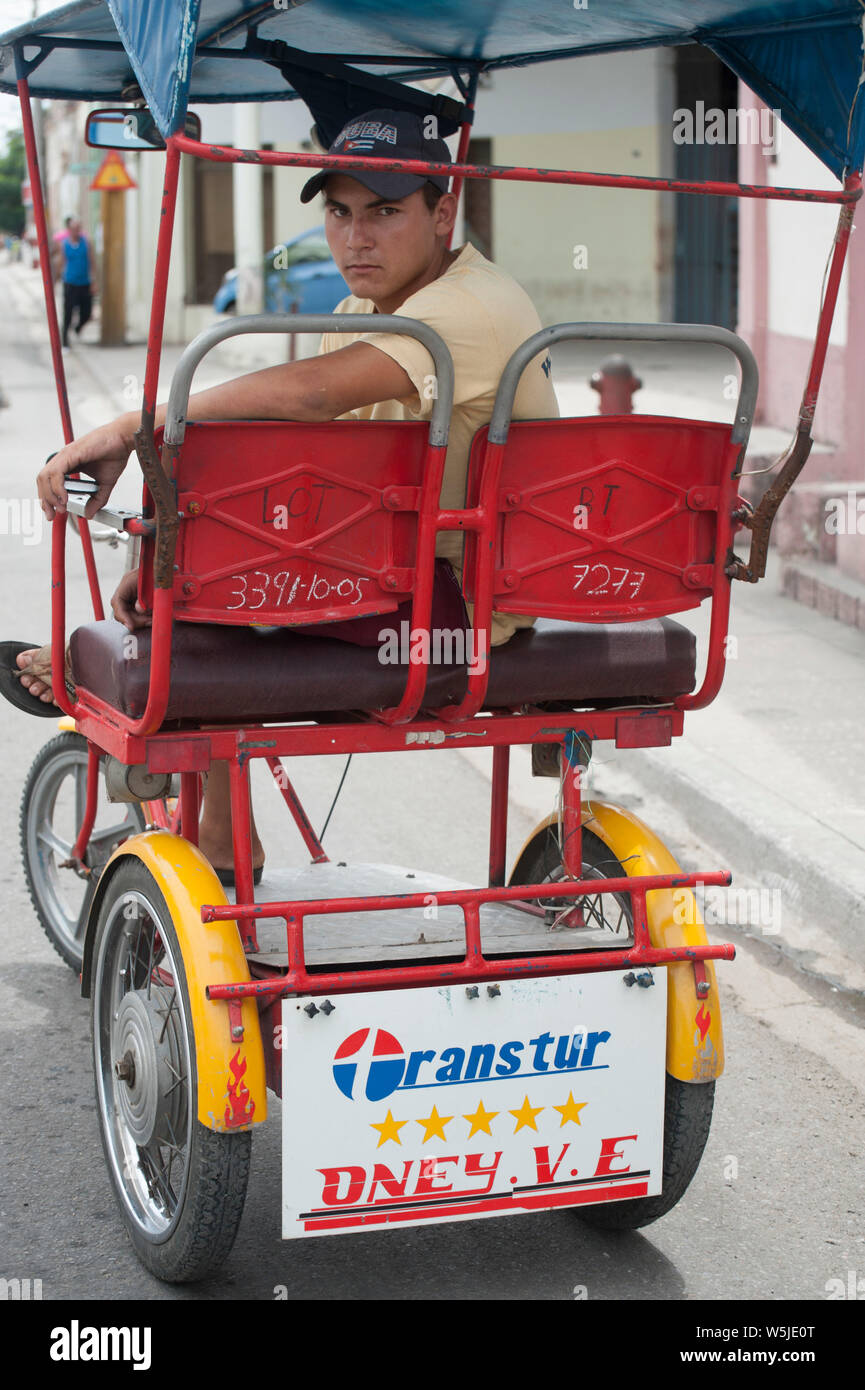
xmin=0 ymin=641 xmax=75 ymax=718
xmin=214 ymin=865 xmax=264 ymax=888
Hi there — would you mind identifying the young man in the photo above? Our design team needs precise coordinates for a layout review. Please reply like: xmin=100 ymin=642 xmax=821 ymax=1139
xmin=53 ymin=217 xmax=96 ymax=347
xmin=15 ymin=109 xmax=558 ymax=876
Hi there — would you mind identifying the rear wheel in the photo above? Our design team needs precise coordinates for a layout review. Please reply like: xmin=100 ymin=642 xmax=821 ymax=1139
xmin=20 ymin=732 xmax=145 ymax=971
xmin=578 ymin=1075 xmax=714 ymax=1229
xmin=510 ymin=820 xmax=714 ymax=1228
xmin=91 ymin=858 xmax=250 ymax=1282
xmin=509 ymin=822 xmax=634 ymax=939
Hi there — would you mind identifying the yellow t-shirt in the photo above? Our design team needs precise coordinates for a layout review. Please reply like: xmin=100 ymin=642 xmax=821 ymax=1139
xmin=318 ymin=242 xmax=559 ymax=644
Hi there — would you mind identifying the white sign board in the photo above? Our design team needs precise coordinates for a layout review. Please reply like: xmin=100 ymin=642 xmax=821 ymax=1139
xmin=281 ymin=970 xmax=667 ymax=1239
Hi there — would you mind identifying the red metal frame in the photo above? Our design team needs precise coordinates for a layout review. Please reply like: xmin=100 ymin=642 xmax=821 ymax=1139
xmin=465 ymin=419 xmax=740 ymax=622
xmin=14 ymin=63 xmax=863 ymax=1010
xmin=173 ymin=131 xmax=862 ymax=207
xmin=29 ymin=120 xmax=861 ymax=732
xmin=265 ymin=757 xmax=329 ymax=865
xmin=68 ymin=701 xmax=685 ymax=767
xmin=148 ymin=418 xmax=434 ymax=625
xmin=798 ymin=201 xmax=856 ymax=430
xmin=17 ymin=76 xmax=104 ymax=664
xmin=205 ymin=869 xmax=736 ymax=1001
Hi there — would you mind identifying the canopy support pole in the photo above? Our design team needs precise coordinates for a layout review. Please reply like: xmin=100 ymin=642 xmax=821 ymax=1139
xmin=448 ymin=69 xmax=478 ymax=249
xmin=117 ymin=138 xmax=186 ymax=738
xmin=16 ymin=64 xmax=104 ymax=632
xmin=730 ymin=172 xmax=862 ymax=583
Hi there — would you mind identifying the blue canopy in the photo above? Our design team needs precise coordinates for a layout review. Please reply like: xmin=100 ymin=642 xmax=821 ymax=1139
xmin=1 ymin=0 xmax=864 ymax=179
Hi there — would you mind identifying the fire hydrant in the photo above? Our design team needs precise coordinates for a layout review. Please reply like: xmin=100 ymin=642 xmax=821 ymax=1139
xmin=589 ymin=354 xmax=642 ymax=414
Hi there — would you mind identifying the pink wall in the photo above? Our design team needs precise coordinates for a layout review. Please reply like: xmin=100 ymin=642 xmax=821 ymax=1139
xmin=737 ymin=85 xmax=865 ymax=584
xmin=759 ymin=333 xmax=846 ymax=467
xmin=736 ymin=97 xmax=769 ymax=424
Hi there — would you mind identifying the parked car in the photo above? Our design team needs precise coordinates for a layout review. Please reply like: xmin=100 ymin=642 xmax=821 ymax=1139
xmin=213 ymin=226 xmax=348 ymax=314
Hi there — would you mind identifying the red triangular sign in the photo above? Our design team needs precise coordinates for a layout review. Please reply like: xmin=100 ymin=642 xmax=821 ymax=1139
xmin=90 ymin=152 xmax=137 ymax=192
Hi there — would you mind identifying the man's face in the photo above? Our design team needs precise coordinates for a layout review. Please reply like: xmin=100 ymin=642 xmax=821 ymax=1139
xmin=322 ymin=175 xmax=455 ymax=309
xmin=68 ymin=219 xmax=82 ymax=239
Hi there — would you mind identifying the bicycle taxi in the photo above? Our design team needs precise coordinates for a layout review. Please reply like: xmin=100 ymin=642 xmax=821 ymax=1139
xmin=1 ymin=0 xmax=861 ymax=1282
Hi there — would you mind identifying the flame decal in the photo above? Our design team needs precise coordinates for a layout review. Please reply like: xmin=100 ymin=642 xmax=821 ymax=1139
xmin=224 ymin=1047 xmax=256 ymax=1128
xmin=695 ymin=1004 xmax=712 ymax=1044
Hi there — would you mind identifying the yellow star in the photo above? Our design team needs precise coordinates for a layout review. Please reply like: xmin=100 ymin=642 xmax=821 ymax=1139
xmin=463 ymin=1100 xmax=499 ymax=1138
xmin=553 ymin=1092 xmax=587 ymax=1127
xmin=416 ymin=1105 xmax=453 ymax=1143
xmin=509 ymin=1096 xmax=544 ymax=1133
xmin=370 ymin=1110 xmax=406 ymax=1148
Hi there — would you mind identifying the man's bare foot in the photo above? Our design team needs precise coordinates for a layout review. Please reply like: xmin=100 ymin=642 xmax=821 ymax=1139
xmin=16 ymin=645 xmax=66 ymax=703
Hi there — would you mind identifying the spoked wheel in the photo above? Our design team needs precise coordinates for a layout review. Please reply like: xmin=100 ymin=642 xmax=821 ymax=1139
xmin=510 ymin=823 xmax=635 ymax=941
xmin=510 ymin=821 xmax=714 ymax=1228
xmin=91 ymin=858 xmax=250 ymax=1282
xmin=20 ymin=732 xmax=145 ymax=971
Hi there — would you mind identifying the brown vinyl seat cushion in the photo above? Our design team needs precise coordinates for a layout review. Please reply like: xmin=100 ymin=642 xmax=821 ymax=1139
xmin=69 ymin=616 xmax=696 ymax=724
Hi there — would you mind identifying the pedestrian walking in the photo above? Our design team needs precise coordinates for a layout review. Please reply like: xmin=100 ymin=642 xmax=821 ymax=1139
xmin=52 ymin=217 xmax=95 ymax=346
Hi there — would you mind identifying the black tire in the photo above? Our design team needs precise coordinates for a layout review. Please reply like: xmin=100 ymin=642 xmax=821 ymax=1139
xmin=510 ymin=821 xmax=714 ymax=1229
xmin=90 ymin=858 xmax=250 ymax=1283
xmin=577 ymin=1074 xmax=714 ymax=1230
xmin=20 ymin=732 xmax=146 ymax=971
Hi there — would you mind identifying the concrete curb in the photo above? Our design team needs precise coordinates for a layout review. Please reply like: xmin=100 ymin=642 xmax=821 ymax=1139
xmin=458 ymin=739 xmax=865 ymax=997
xmin=617 ymin=744 xmax=865 ymax=994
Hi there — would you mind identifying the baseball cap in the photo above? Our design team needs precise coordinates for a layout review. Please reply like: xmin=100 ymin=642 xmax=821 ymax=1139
xmin=300 ymin=108 xmax=452 ymax=204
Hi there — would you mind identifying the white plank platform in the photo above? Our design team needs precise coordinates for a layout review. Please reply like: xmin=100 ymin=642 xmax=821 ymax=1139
xmin=223 ymin=861 xmax=633 ymax=967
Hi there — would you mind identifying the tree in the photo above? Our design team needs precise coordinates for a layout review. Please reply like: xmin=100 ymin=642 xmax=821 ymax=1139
xmin=0 ymin=131 xmax=27 ymax=236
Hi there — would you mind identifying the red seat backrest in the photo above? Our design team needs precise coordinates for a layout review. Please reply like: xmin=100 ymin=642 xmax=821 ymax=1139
xmin=464 ymin=415 xmax=740 ymax=622
xmin=140 ymin=419 xmax=430 ymax=626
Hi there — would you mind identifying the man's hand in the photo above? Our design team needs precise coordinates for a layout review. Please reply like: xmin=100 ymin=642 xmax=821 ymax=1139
xmin=110 ymin=568 xmax=151 ymax=631
xmin=38 ymin=414 xmax=137 ymax=521
xmin=36 ymin=339 xmax=417 ymax=522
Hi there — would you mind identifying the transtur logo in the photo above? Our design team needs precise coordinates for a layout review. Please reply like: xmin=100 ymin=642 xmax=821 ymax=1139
xmin=331 ymin=1026 xmax=612 ymax=1101
xmin=333 ymin=1028 xmax=405 ymax=1102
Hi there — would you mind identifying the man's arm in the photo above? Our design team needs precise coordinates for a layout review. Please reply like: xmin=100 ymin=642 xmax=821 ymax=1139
xmin=37 ymin=342 xmax=417 ymax=519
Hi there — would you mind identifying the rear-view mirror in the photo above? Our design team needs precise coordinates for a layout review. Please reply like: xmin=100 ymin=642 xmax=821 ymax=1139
xmin=85 ymin=108 xmax=201 ymax=151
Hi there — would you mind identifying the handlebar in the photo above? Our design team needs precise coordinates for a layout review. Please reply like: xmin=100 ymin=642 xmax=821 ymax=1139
xmin=163 ymin=313 xmax=455 ymax=449
xmin=489 ymin=322 xmax=759 ymax=452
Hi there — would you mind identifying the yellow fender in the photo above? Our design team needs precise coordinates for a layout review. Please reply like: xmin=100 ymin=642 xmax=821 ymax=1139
xmin=510 ymin=801 xmax=725 ymax=1082
xmin=82 ymin=830 xmax=267 ymax=1132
